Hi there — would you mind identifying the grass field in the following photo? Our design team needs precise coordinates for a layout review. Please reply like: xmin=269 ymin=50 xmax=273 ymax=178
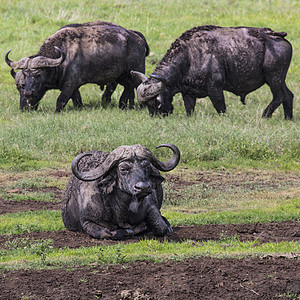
xmin=0 ymin=0 xmax=299 ymax=273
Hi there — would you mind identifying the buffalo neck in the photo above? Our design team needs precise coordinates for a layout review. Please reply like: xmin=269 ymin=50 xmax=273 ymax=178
xmin=153 ymin=51 xmax=188 ymax=96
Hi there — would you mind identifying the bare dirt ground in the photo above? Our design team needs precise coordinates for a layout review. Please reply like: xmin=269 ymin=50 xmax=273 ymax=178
xmin=0 ymin=198 xmax=299 ymax=299
xmin=1 ymin=169 xmax=299 ymax=299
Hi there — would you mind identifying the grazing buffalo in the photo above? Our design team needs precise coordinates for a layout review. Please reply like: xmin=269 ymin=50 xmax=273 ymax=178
xmin=62 ymin=144 xmax=180 ymax=240
xmin=132 ymin=26 xmax=293 ymax=119
xmin=5 ymin=21 xmax=149 ymax=112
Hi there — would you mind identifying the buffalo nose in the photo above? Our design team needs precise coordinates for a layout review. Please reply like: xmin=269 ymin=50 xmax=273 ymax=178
xmin=134 ymin=182 xmax=151 ymax=195
xmin=25 ymin=90 xmax=34 ymax=97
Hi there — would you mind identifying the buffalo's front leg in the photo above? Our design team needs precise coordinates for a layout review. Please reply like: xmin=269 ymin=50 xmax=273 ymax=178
xmin=81 ymin=220 xmax=134 ymax=240
xmin=146 ymin=206 xmax=171 ymax=236
xmin=101 ymin=82 xmax=118 ymax=108
xmin=182 ymin=93 xmax=196 ymax=116
xmin=208 ymin=87 xmax=226 ymax=115
xmin=56 ymin=83 xmax=77 ymax=112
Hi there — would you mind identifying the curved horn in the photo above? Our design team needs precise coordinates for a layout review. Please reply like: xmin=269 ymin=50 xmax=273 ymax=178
xmin=147 ymin=144 xmax=180 ymax=172
xmin=5 ymin=50 xmax=13 ymax=67
xmin=149 ymin=73 xmax=167 ymax=85
xmin=29 ymin=46 xmax=65 ymax=69
xmin=136 ymin=80 xmax=164 ymax=103
xmin=5 ymin=50 xmax=30 ymax=69
xmin=71 ymin=147 xmax=128 ymax=182
xmin=131 ymin=70 xmax=148 ymax=83
xmin=71 ymin=152 xmax=114 ymax=182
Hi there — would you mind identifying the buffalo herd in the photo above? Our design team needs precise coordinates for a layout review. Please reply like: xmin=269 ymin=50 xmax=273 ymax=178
xmin=5 ymin=22 xmax=294 ymax=239
xmin=6 ymin=22 xmax=293 ymax=119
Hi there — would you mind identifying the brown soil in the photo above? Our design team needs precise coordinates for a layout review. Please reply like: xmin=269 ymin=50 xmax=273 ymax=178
xmin=1 ymin=200 xmax=299 ymax=299
xmin=1 ymin=169 xmax=299 ymax=299
xmin=0 ymin=256 xmax=299 ymax=300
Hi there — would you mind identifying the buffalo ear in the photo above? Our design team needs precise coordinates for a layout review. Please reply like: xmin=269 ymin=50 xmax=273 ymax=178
xmin=150 ymin=167 xmax=165 ymax=184
xmin=98 ymin=175 xmax=116 ymax=194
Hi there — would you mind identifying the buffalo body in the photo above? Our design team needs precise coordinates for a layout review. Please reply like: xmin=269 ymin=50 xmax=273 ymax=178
xmin=6 ymin=21 xmax=149 ymax=112
xmin=133 ymin=26 xmax=293 ymax=119
xmin=62 ymin=144 xmax=180 ymax=240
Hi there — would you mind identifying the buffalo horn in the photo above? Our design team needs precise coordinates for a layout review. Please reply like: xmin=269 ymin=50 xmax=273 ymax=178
xmin=147 ymin=144 xmax=180 ymax=172
xmin=149 ymin=73 xmax=167 ymax=85
xmin=131 ymin=70 xmax=148 ymax=83
xmin=5 ymin=50 xmax=13 ymax=67
xmin=136 ymin=80 xmax=164 ymax=103
xmin=71 ymin=153 xmax=102 ymax=181
xmin=29 ymin=46 xmax=65 ymax=69
xmin=5 ymin=50 xmax=30 ymax=69
xmin=71 ymin=144 xmax=180 ymax=182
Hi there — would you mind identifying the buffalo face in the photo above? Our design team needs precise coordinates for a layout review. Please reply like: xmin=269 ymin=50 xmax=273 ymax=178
xmin=5 ymin=47 xmax=65 ymax=110
xmin=9 ymin=70 xmax=33 ymax=110
xmin=131 ymin=71 xmax=173 ymax=116
xmin=117 ymin=157 xmax=153 ymax=200
xmin=19 ymin=69 xmax=47 ymax=110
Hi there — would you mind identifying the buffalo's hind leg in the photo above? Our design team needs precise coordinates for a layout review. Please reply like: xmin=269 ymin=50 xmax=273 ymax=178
xmin=71 ymin=89 xmax=83 ymax=108
xmin=282 ymin=86 xmax=294 ymax=120
xmin=263 ymin=80 xmax=293 ymax=120
xmin=118 ymin=76 xmax=135 ymax=109
xmin=263 ymin=38 xmax=293 ymax=119
xmin=119 ymin=86 xmax=135 ymax=109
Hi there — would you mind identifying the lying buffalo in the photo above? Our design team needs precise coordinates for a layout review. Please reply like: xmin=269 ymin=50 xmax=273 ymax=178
xmin=62 ymin=144 xmax=180 ymax=240
xmin=5 ymin=21 xmax=149 ymax=112
xmin=132 ymin=25 xmax=293 ymax=119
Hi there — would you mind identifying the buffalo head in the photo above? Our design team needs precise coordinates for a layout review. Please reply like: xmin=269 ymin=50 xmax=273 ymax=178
xmin=71 ymin=144 xmax=180 ymax=203
xmin=131 ymin=71 xmax=174 ymax=116
xmin=5 ymin=47 xmax=65 ymax=110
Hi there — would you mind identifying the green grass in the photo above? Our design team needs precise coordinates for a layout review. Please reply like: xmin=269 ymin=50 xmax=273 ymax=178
xmin=0 ymin=0 xmax=299 ymax=271
xmin=1 ymin=237 xmax=299 ymax=271
xmin=1 ymin=198 xmax=298 ymax=235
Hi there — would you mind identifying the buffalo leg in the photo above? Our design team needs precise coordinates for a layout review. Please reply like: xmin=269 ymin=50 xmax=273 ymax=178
xmin=182 ymin=93 xmax=196 ymax=116
xmin=263 ymin=80 xmax=293 ymax=120
xmin=71 ymin=89 xmax=83 ymax=108
xmin=118 ymin=75 xmax=136 ymax=109
xmin=82 ymin=220 xmax=134 ymax=240
xmin=119 ymin=86 xmax=135 ymax=109
xmin=282 ymin=86 xmax=294 ymax=120
xmin=56 ymin=86 xmax=75 ymax=112
xmin=101 ymin=82 xmax=118 ymax=108
xmin=146 ymin=207 xmax=170 ymax=236
xmin=208 ymin=88 xmax=226 ymax=114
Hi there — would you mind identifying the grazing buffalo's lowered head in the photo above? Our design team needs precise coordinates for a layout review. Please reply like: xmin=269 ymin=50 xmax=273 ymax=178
xmin=62 ymin=144 xmax=180 ymax=240
xmin=5 ymin=47 xmax=65 ymax=110
xmin=131 ymin=71 xmax=173 ymax=116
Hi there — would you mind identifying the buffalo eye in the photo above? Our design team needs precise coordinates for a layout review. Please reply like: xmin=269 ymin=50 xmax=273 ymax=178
xmin=119 ymin=162 xmax=132 ymax=174
xmin=140 ymin=159 xmax=150 ymax=168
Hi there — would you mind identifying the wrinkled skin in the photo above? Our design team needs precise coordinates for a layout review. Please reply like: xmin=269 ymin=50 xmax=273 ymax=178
xmin=6 ymin=21 xmax=149 ymax=112
xmin=62 ymin=145 xmax=180 ymax=240
xmin=133 ymin=26 xmax=293 ymax=119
